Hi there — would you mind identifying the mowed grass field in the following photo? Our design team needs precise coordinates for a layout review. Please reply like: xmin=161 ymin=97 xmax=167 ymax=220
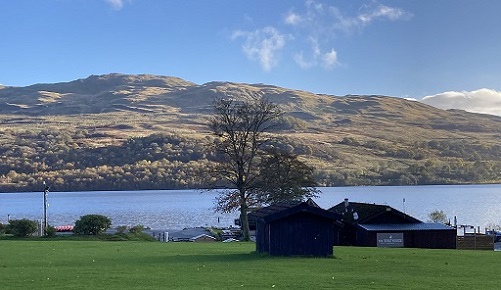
xmin=0 ymin=239 xmax=499 ymax=289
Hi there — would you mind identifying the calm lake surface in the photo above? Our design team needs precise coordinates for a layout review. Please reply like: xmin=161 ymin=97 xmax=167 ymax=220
xmin=0 ymin=184 xmax=500 ymax=230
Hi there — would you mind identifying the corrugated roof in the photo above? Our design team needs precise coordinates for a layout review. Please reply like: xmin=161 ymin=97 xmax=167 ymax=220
xmin=248 ymin=199 xmax=341 ymax=224
xmin=248 ymin=201 xmax=303 ymax=219
xmin=358 ymin=223 xmax=455 ymax=232
xmin=168 ymin=227 xmax=212 ymax=239
xmin=249 ymin=198 xmax=320 ymax=219
xmin=329 ymin=201 xmax=421 ymax=224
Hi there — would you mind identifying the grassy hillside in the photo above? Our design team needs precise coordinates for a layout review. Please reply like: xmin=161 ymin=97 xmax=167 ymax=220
xmin=0 ymin=240 xmax=499 ymax=289
xmin=1 ymin=74 xmax=500 ymax=192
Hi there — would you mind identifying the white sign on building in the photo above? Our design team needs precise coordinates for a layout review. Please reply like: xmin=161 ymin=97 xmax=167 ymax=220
xmin=377 ymin=233 xmax=404 ymax=248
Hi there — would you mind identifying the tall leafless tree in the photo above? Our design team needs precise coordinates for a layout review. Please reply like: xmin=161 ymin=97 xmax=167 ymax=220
xmin=209 ymin=97 xmax=282 ymax=241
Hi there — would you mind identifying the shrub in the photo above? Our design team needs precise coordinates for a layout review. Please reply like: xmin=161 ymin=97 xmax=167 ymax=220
xmin=127 ymin=232 xmax=156 ymax=241
xmin=73 ymin=214 xmax=112 ymax=235
xmin=428 ymin=210 xmax=448 ymax=224
xmin=128 ymin=224 xmax=144 ymax=234
xmin=8 ymin=219 xmax=38 ymax=237
xmin=116 ymin=225 xmax=128 ymax=234
xmin=0 ymin=223 xmax=5 ymax=235
xmin=45 ymin=225 xmax=57 ymax=237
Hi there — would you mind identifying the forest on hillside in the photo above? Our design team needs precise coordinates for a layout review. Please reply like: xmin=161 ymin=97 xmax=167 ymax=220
xmin=1 ymin=129 xmax=500 ymax=193
xmin=2 ymin=74 xmax=501 ymax=192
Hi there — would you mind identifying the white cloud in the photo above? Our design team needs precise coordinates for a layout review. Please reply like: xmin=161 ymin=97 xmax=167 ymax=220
xmin=292 ymin=36 xmax=338 ymax=70
xmin=232 ymin=0 xmax=409 ymax=71
xmin=322 ymin=49 xmax=338 ymax=69
xmin=293 ymin=51 xmax=315 ymax=69
xmin=294 ymin=47 xmax=338 ymax=70
xmin=105 ymin=0 xmax=125 ymax=10
xmin=291 ymin=1 xmax=410 ymax=68
xmin=232 ymin=27 xmax=287 ymax=72
xmin=332 ymin=1 xmax=411 ymax=33
xmin=285 ymin=11 xmax=302 ymax=26
xmin=310 ymin=37 xmax=321 ymax=57
xmin=306 ymin=0 xmax=324 ymax=14
xmin=358 ymin=3 xmax=408 ymax=24
xmin=421 ymin=89 xmax=501 ymax=116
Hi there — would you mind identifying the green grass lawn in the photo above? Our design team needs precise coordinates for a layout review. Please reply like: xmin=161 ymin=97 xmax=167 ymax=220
xmin=0 ymin=239 xmax=499 ymax=289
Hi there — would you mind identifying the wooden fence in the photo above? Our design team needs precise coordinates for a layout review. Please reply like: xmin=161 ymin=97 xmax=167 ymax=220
xmin=456 ymin=235 xmax=494 ymax=250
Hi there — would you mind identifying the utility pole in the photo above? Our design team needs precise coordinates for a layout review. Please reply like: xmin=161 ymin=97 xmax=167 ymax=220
xmin=43 ymin=181 xmax=50 ymax=235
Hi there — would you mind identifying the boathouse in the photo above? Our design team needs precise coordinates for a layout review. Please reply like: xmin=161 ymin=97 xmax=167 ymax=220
xmin=329 ymin=199 xmax=456 ymax=249
xmin=249 ymin=199 xmax=342 ymax=256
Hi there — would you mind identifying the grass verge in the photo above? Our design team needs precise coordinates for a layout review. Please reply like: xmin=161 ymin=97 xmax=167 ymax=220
xmin=0 ymin=239 xmax=498 ymax=289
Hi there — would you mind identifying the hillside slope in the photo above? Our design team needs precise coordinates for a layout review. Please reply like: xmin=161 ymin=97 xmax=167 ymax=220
xmin=1 ymin=74 xmax=500 ymax=191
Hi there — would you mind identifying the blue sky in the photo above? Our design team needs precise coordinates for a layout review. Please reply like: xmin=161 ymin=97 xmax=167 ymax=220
xmin=1 ymin=1 xmax=501 ymax=115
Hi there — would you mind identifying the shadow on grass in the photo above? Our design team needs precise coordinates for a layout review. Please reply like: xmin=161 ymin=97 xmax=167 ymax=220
xmin=134 ymin=251 xmax=266 ymax=264
xmin=135 ymin=251 xmax=337 ymax=265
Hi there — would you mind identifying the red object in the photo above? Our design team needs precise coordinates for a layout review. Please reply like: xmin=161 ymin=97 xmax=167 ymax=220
xmin=55 ymin=225 xmax=74 ymax=232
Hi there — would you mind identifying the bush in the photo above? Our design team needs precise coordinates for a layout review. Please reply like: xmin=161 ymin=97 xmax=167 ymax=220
xmin=428 ymin=210 xmax=448 ymax=224
xmin=0 ymin=223 xmax=5 ymax=235
xmin=128 ymin=224 xmax=144 ymax=234
xmin=8 ymin=219 xmax=38 ymax=237
xmin=116 ymin=225 xmax=128 ymax=234
xmin=73 ymin=214 xmax=112 ymax=235
xmin=45 ymin=225 xmax=57 ymax=237
xmin=102 ymin=232 xmax=156 ymax=242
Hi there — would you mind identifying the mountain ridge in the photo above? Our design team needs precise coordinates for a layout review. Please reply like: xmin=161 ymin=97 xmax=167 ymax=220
xmin=2 ymin=73 xmax=500 ymax=139
xmin=1 ymin=73 xmax=500 ymax=191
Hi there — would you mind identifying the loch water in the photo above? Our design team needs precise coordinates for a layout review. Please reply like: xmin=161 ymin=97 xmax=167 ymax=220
xmin=0 ymin=184 xmax=500 ymax=230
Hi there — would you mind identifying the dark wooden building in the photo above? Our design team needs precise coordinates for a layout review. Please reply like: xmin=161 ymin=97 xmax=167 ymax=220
xmin=355 ymin=223 xmax=456 ymax=248
xmin=329 ymin=199 xmax=456 ymax=249
xmin=249 ymin=199 xmax=342 ymax=256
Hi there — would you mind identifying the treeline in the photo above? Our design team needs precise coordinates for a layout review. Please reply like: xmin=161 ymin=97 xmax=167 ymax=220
xmin=315 ymin=159 xmax=501 ymax=186
xmin=1 ymin=130 xmax=501 ymax=192
xmin=320 ymin=137 xmax=501 ymax=186
xmin=0 ymin=130 xmax=216 ymax=192
xmin=340 ymin=137 xmax=501 ymax=161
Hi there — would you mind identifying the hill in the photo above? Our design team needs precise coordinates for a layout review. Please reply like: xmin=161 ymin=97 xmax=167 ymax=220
xmin=1 ymin=73 xmax=500 ymax=192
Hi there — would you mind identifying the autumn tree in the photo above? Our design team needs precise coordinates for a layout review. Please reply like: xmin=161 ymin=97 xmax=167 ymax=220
xmin=428 ymin=210 xmax=448 ymax=224
xmin=209 ymin=97 xmax=282 ymax=241
xmin=254 ymin=148 xmax=319 ymax=204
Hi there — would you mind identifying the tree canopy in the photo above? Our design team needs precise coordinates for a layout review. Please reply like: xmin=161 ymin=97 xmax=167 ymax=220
xmin=254 ymin=148 xmax=319 ymax=204
xmin=73 ymin=214 xmax=112 ymax=235
xmin=428 ymin=210 xmax=448 ymax=224
xmin=208 ymin=97 xmax=321 ymax=240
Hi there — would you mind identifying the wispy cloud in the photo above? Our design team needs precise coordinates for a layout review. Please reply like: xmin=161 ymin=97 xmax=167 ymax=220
xmin=322 ymin=49 xmax=338 ymax=69
xmin=306 ymin=0 xmax=324 ymax=14
xmin=105 ymin=0 xmax=126 ymax=10
xmin=232 ymin=0 xmax=410 ymax=71
xmin=293 ymin=37 xmax=338 ymax=69
xmin=329 ymin=2 xmax=411 ymax=33
xmin=232 ymin=27 xmax=287 ymax=72
xmin=421 ymin=89 xmax=501 ymax=116
xmin=288 ymin=0 xmax=410 ymax=69
xmin=358 ymin=2 xmax=409 ymax=24
xmin=285 ymin=11 xmax=303 ymax=26
xmin=293 ymin=52 xmax=314 ymax=69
